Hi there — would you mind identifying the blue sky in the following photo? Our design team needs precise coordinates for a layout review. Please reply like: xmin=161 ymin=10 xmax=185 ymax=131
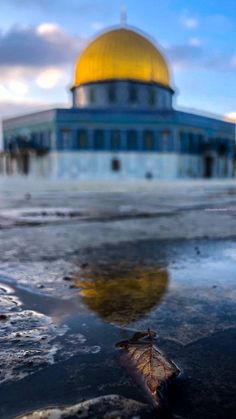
xmin=0 ymin=0 xmax=236 ymax=121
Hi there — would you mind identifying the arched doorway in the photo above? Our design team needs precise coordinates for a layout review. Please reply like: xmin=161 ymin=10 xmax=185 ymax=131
xmin=111 ymin=158 xmax=121 ymax=172
xmin=204 ymin=155 xmax=214 ymax=178
xmin=21 ymin=152 xmax=29 ymax=175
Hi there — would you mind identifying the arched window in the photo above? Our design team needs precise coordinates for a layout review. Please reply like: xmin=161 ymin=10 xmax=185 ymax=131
xmin=143 ymin=130 xmax=155 ymax=150
xmin=77 ymin=130 xmax=88 ymax=149
xmin=108 ymin=85 xmax=117 ymax=103
xmin=94 ymin=130 xmax=104 ymax=150
xmin=196 ymin=134 xmax=203 ymax=153
xmin=129 ymin=85 xmax=138 ymax=103
xmin=61 ymin=129 xmax=71 ymax=149
xmin=219 ymin=142 xmax=227 ymax=156
xmin=110 ymin=130 xmax=120 ymax=150
xmin=148 ymin=88 xmax=156 ymax=106
xmin=0 ymin=156 xmax=4 ymax=174
xmin=179 ymin=131 xmax=185 ymax=153
xmin=47 ymin=130 xmax=52 ymax=149
xmin=111 ymin=158 xmax=121 ymax=172
xmin=127 ymin=130 xmax=138 ymax=150
xmin=188 ymin=133 xmax=194 ymax=153
xmin=89 ymin=87 xmax=96 ymax=103
xmin=160 ymin=131 xmax=171 ymax=151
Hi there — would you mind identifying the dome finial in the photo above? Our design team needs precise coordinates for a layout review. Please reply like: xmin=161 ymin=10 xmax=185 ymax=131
xmin=120 ymin=4 xmax=127 ymax=26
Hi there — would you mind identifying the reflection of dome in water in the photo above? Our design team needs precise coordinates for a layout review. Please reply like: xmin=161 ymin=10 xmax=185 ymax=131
xmin=74 ymin=267 xmax=168 ymax=325
xmin=74 ymin=28 xmax=170 ymax=87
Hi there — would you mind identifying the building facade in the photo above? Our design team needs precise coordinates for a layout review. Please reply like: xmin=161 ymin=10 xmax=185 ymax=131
xmin=1 ymin=26 xmax=235 ymax=179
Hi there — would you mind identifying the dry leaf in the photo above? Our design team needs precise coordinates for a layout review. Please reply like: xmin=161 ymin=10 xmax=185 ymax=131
xmin=116 ymin=329 xmax=180 ymax=405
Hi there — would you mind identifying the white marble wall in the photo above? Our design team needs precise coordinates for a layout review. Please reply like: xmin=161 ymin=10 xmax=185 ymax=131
xmin=26 ymin=152 xmax=234 ymax=179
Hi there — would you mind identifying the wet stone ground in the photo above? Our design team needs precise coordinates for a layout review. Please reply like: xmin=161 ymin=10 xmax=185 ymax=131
xmin=0 ymin=179 xmax=236 ymax=418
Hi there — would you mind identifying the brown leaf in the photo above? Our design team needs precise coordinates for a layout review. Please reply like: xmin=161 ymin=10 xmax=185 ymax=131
xmin=116 ymin=330 xmax=180 ymax=405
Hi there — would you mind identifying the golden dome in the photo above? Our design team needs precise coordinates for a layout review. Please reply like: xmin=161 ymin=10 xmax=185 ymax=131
xmin=74 ymin=27 xmax=170 ymax=88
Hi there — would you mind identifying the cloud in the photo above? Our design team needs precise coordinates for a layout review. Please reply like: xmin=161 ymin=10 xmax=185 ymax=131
xmin=0 ymin=23 xmax=84 ymax=68
xmin=2 ymin=0 xmax=108 ymax=15
xmin=8 ymin=80 xmax=29 ymax=96
xmin=206 ymin=14 xmax=232 ymax=32
xmin=0 ymin=22 xmax=84 ymax=124
xmin=36 ymin=68 xmax=65 ymax=89
xmin=0 ymin=94 xmax=48 ymax=119
xmin=90 ymin=22 xmax=104 ymax=31
xmin=188 ymin=37 xmax=202 ymax=47
xmin=0 ymin=82 xmax=29 ymax=102
xmin=230 ymin=56 xmax=236 ymax=69
xmin=224 ymin=112 xmax=236 ymax=122
xmin=205 ymin=52 xmax=236 ymax=72
xmin=167 ymin=41 xmax=236 ymax=73
xmin=1 ymin=0 xmax=49 ymax=10
xmin=36 ymin=23 xmax=61 ymax=36
xmin=181 ymin=16 xmax=199 ymax=29
xmin=0 ymin=22 xmax=84 ymax=106
xmin=166 ymin=43 xmax=203 ymax=69
xmin=0 ymin=95 xmax=69 ymax=121
xmin=0 ymin=72 xmax=32 ymax=116
xmin=0 ymin=85 xmax=12 ymax=102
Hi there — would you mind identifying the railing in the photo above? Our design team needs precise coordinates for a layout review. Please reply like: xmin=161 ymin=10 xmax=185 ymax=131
xmin=5 ymin=138 xmax=50 ymax=155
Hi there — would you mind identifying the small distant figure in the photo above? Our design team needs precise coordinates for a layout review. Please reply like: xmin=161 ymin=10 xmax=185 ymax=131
xmin=145 ymin=171 xmax=153 ymax=180
xmin=25 ymin=193 xmax=31 ymax=200
xmin=195 ymin=246 xmax=201 ymax=255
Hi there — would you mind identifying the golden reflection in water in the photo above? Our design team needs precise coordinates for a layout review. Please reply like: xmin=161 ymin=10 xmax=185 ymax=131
xmin=74 ymin=266 xmax=168 ymax=325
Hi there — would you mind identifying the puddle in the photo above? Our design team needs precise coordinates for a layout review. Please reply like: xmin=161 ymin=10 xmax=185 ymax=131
xmin=0 ymin=238 xmax=235 ymax=419
xmin=0 ymin=207 xmax=88 ymax=226
xmin=0 ymin=181 xmax=236 ymax=418
xmin=0 ymin=283 xmax=101 ymax=387
xmin=74 ymin=266 xmax=168 ymax=325
xmin=0 ymin=309 xmax=67 ymax=384
xmin=0 ymin=260 xmax=79 ymax=298
xmin=0 ymin=282 xmax=22 ymax=312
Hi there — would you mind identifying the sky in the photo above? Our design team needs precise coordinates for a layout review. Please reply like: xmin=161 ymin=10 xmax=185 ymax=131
xmin=0 ymin=0 xmax=236 ymax=124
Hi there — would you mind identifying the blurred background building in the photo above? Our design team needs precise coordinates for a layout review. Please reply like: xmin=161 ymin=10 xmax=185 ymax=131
xmin=1 ymin=23 xmax=235 ymax=179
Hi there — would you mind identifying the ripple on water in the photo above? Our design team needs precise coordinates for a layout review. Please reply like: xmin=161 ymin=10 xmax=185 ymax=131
xmin=0 ymin=260 xmax=78 ymax=298
xmin=0 ymin=310 xmax=67 ymax=384
xmin=0 ymin=282 xmax=22 ymax=312
xmin=0 ymin=309 xmax=100 ymax=385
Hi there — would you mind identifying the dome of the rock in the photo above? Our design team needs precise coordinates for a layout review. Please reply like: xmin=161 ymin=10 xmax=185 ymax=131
xmin=74 ymin=27 xmax=170 ymax=87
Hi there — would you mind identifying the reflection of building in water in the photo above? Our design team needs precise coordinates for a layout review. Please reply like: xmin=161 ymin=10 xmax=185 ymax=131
xmin=74 ymin=266 xmax=168 ymax=325
xmin=1 ymin=23 xmax=235 ymax=178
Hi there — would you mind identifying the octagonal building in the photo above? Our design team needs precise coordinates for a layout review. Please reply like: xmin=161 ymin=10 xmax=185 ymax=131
xmin=1 ymin=24 xmax=235 ymax=178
